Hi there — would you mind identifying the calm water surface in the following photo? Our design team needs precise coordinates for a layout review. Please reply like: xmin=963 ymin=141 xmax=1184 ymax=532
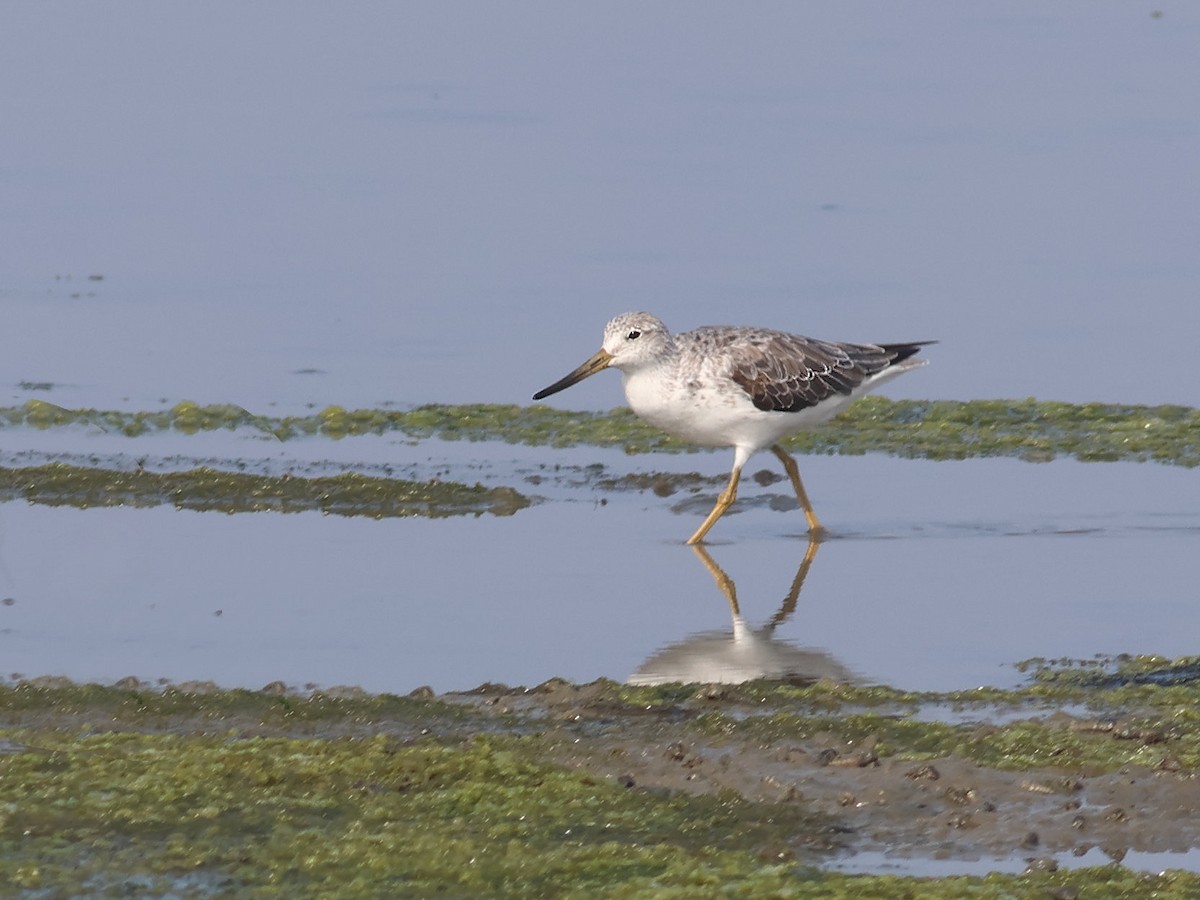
xmin=0 ymin=5 xmax=1195 ymax=696
xmin=1 ymin=3 xmax=1198 ymax=411
xmin=1 ymin=441 xmax=1194 ymax=693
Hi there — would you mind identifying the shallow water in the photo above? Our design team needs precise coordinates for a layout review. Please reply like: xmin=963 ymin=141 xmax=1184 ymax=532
xmin=831 ymin=846 xmax=1200 ymax=878
xmin=1 ymin=436 xmax=1194 ymax=695
xmin=2 ymin=0 xmax=1195 ymax=692
xmin=2 ymin=3 xmax=1199 ymax=412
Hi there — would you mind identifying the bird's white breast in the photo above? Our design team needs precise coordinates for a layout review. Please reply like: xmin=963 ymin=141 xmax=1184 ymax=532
xmin=621 ymin=363 xmax=784 ymax=449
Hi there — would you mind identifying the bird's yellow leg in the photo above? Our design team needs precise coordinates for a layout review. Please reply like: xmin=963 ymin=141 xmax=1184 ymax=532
xmin=771 ymin=445 xmax=825 ymax=535
xmin=687 ymin=467 xmax=741 ymax=545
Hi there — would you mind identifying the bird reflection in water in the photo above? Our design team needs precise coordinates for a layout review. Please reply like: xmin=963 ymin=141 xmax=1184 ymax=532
xmin=628 ymin=540 xmax=858 ymax=686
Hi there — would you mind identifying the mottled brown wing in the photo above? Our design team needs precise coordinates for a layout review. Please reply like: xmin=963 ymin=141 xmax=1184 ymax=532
xmin=723 ymin=331 xmax=914 ymax=414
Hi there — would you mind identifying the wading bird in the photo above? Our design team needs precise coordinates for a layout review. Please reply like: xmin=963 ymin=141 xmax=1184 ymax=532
xmin=533 ymin=312 xmax=932 ymax=544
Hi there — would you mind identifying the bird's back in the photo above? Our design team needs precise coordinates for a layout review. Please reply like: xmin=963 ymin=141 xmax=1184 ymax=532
xmin=675 ymin=325 xmax=931 ymax=415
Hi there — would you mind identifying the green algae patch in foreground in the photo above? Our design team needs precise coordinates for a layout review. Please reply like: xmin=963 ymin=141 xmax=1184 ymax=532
xmin=5 ymin=397 xmax=1199 ymax=466
xmin=0 ymin=730 xmax=835 ymax=897
xmin=3 ymin=670 xmax=1200 ymax=896
xmin=2 ymin=728 xmax=1198 ymax=900
xmin=0 ymin=462 xmax=530 ymax=519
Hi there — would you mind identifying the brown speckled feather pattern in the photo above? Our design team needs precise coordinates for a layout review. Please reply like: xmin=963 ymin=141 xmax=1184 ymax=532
xmin=679 ymin=326 xmax=928 ymax=414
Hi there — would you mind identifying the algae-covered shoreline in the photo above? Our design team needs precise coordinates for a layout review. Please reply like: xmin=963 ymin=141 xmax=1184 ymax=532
xmin=4 ymin=660 xmax=1200 ymax=897
xmin=7 ymin=396 xmax=1200 ymax=466
xmin=2 ymin=397 xmax=1195 ymax=519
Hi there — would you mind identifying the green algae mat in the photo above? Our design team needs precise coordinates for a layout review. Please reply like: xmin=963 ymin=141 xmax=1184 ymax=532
xmin=4 ymin=661 xmax=1200 ymax=898
xmin=6 ymin=396 xmax=1199 ymax=466
xmin=2 ymin=397 xmax=1195 ymax=518
xmin=0 ymin=462 xmax=530 ymax=519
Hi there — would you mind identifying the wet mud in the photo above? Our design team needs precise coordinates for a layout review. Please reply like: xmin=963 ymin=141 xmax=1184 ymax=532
xmin=3 ymin=661 xmax=1200 ymax=894
xmin=465 ymin=668 xmax=1200 ymax=869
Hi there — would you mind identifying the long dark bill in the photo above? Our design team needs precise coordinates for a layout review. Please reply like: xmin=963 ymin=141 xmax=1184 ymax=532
xmin=532 ymin=348 xmax=614 ymax=400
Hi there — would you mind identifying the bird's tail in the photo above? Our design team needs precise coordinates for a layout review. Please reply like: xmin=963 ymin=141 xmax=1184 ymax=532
xmin=879 ymin=340 xmax=937 ymax=365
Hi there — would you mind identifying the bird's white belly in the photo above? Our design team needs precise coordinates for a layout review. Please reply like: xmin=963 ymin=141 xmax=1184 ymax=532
xmin=621 ymin=369 xmax=841 ymax=450
xmin=620 ymin=359 xmax=910 ymax=452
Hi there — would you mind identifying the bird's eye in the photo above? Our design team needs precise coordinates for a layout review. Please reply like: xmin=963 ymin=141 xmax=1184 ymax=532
xmin=627 ymin=329 xmax=641 ymax=340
